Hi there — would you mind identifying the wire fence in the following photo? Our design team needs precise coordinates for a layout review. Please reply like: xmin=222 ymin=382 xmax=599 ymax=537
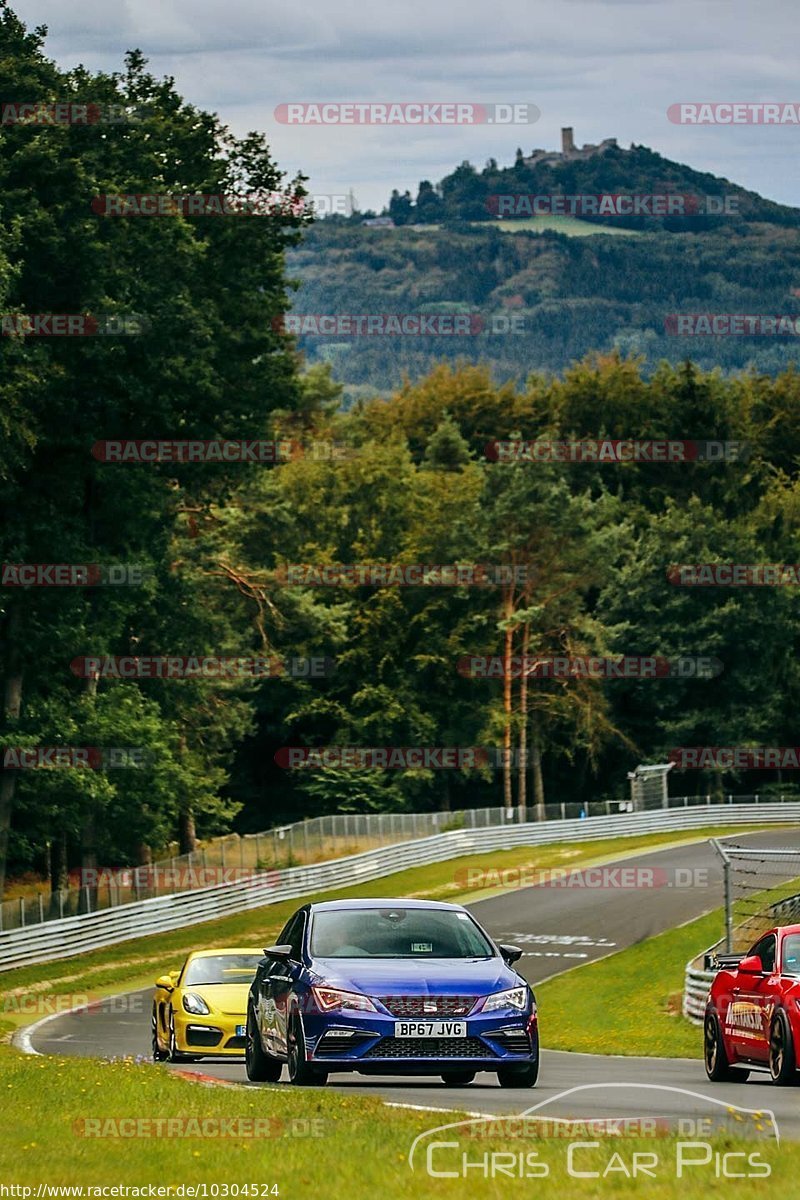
xmin=1 ymin=791 xmax=792 ymax=933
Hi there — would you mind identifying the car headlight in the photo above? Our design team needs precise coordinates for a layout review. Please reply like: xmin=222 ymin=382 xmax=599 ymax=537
xmin=480 ymin=986 xmax=529 ymax=1014
xmin=311 ymin=987 xmax=377 ymax=1013
xmin=182 ymin=992 xmax=210 ymax=1015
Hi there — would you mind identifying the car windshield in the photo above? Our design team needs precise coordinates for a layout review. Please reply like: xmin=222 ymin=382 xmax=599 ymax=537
xmin=182 ymin=954 xmax=262 ymax=985
xmin=309 ymin=907 xmax=495 ymax=958
xmin=783 ymin=935 xmax=800 ymax=974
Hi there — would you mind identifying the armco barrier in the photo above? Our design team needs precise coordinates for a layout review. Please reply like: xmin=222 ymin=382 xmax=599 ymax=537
xmin=2 ymin=803 xmax=799 ymax=974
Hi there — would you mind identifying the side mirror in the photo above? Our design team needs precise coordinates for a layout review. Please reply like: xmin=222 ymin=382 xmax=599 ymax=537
xmin=738 ymin=954 xmax=764 ymax=975
xmin=155 ymin=975 xmax=175 ymax=991
xmin=499 ymin=944 xmax=523 ymax=965
xmin=263 ymin=943 xmax=294 ymax=960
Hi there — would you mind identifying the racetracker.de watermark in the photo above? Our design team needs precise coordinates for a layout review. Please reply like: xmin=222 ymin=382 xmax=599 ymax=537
xmin=0 ymin=313 xmax=149 ymax=336
xmin=668 ymin=102 xmax=800 ymax=124
xmin=458 ymin=655 xmax=723 ymax=679
xmin=0 ymin=102 xmax=151 ymax=125
xmin=90 ymin=439 xmax=353 ymax=463
xmin=666 ymin=314 xmax=800 ymax=336
xmin=73 ymin=1117 xmax=325 ymax=1139
xmin=1 ymin=563 xmax=147 ymax=587
xmin=74 ymin=865 xmax=279 ymax=890
xmin=274 ymin=102 xmax=539 ymax=125
xmin=669 ymin=747 xmax=800 ymax=770
xmin=272 ymin=313 xmax=525 ymax=336
xmin=668 ymin=564 xmax=800 ymax=586
xmin=485 ymin=439 xmax=747 ymax=463
xmin=69 ymin=655 xmax=334 ymax=679
xmin=92 ymin=193 xmax=306 ymax=217
xmin=452 ymin=864 xmax=710 ymax=890
xmin=2 ymin=747 xmax=149 ymax=770
xmin=273 ymin=563 xmax=535 ymax=587
xmin=487 ymin=194 xmax=739 ymax=217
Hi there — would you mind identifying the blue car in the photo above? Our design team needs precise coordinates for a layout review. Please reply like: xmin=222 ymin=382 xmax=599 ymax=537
xmin=245 ymin=898 xmax=538 ymax=1087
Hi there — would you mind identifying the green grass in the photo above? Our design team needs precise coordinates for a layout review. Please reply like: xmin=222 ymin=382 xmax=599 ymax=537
xmin=537 ymin=910 xmax=719 ymax=1059
xmin=0 ymin=1043 xmax=795 ymax=1194
xmin=0 ymin=825 xmax=770 ymax=1033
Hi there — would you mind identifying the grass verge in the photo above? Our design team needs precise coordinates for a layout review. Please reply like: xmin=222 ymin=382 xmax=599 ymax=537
xmin=537 ymin=910 xmax=720 ymax=1059
xmin=0 ymin=1041 xmax=795 ymax=1194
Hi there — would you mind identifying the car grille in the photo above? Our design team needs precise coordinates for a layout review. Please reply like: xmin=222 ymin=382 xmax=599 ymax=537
xmin=364 ymin=1036 xmax=495 ymax=1059
xmin=377 ymin=995 xmax=477 ymax=1017
xmin=185 ymin=1026 xmax=223 ymax=1047
xmin=224 ymin=1035 xmax=246 ymax=1050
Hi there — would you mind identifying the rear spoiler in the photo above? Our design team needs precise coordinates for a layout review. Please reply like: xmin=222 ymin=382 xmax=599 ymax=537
xmin=704 ymin=952 xmax=743 ymax=972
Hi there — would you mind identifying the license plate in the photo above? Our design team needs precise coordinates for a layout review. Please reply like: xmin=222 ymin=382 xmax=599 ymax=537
xmin=235 ymin=1024 xmax=246 ymax=1037
xmin=394 ymin=1020 xmax=466 ymax=1037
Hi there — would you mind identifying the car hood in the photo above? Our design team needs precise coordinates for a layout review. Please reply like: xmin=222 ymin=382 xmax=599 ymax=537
xmin=182 ymin=984 xmax=250 ymax=1015
xmin=310 ymin=956 xmax=518 ymax=995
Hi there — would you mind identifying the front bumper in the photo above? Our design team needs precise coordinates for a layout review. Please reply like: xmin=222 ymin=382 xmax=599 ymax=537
xmin=303 ymin=1008 xmax=538 ymax=1073
xmin=173 ymin=1011 xmax=247 ymax=1055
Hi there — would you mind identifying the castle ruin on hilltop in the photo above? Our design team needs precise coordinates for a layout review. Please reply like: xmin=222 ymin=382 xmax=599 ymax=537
xmin=523 ymin=127 xmax=618 ymax=167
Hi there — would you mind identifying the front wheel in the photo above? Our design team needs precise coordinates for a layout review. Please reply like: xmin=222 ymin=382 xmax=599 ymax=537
xmin=769 ymin=1010 xmax=798 ymax=1085
xmin=151 ymin=1007 xmax=168 ymax=1062
xmin=287 ymin=1014 xmax=328 ymax=1086
xmin=704 ymin=1011 xmax=749 ymax=1082
xmin=245 ymin=1006 xmax=283 ymax=1083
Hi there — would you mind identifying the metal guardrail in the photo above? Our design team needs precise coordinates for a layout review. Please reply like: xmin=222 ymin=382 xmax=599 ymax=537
xmin=2 ymin=801 xmax=799 ymax=974
xmin=3 ymin=792 xmax=790 ymax=933
xmin=682 ymin=888 xmax=800 ymax=1024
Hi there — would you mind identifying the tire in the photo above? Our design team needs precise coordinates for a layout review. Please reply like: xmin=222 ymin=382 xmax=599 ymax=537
xmin=498 ymin=1024 xmax=539 ymax=1088
xmin=497 ymin=1059 xmax=539 ymax=1088
xmin=245 ymin=1005 xmax=283 ymax=1083
xmin=166 ymin=1011 xmax=199 ymax=1064
xmin=151 ymin=1007 xmax=168 ymax=1062
xmin=441 ymin=1071 xmax=475 ymax=1085
xmin=768 ymin=1010 xmax=798 ymax=1085
xmin=704 ymin=1011 xmax=750 ymax=1082
xmin=287 ymin=1013 xmax=328 ymax=1086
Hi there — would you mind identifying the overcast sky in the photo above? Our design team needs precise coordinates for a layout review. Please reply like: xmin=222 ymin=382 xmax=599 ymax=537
xmin=12 ymin=0 xmax=799 ymax=212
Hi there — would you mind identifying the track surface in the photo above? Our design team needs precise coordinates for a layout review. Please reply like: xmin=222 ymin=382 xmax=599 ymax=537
xmin=27 ymin=830 xmax=800 ymax=1136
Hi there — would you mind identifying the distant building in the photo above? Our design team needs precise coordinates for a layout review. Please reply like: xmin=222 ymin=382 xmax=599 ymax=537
xmin=523 ymin=128 xmax=618 ymax=168
xmin=363 ymin=216 xmax=395 ymax=228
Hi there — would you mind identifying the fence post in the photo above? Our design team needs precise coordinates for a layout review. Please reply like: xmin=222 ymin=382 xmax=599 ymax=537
xmin=303 ymin=821 xmax=310 ymax=860
xmin=560 ymin=802 xmax=566 ymax=820
xmin=38 ymin=893 xmax=44 ymax=923
xmin=84 ymin=885 xmax=91 ymax=915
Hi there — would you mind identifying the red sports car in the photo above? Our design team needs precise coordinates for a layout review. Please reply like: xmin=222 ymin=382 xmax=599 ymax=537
xmin=704 ymin=923 xmax=800 ymax=1085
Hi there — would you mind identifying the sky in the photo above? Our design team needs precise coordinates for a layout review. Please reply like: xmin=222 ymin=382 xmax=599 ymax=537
xmin=12 ymin=0 xmax=800 ymax=213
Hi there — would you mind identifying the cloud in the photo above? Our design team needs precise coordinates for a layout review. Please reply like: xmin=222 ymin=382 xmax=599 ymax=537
xmin=12 ymin=0 xmax=800 ymax=210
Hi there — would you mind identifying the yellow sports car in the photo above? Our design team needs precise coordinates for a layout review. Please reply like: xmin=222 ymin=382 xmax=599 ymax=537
xmin=152 ymin=948 xmax=264 ymax=1061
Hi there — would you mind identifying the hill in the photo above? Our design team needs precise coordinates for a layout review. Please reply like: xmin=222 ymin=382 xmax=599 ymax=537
xmin=285 ymin=139 xmax=800 ymax=397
